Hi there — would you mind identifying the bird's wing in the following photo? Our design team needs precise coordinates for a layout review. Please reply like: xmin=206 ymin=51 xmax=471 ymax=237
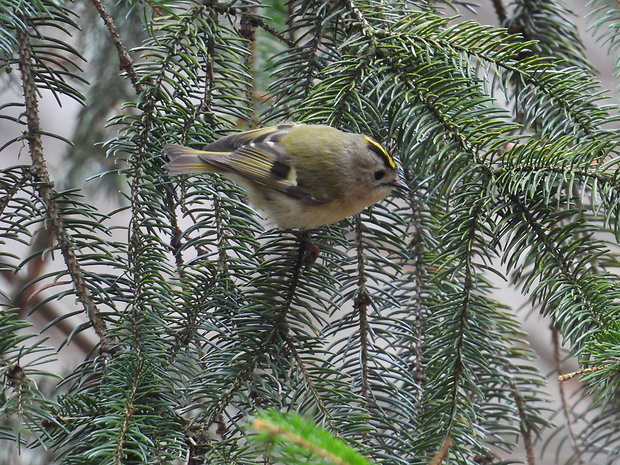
xmin=201 ymin=125 xmax=294 ymax=152
xmin=199 ymin=143 xmax=331 ymax=206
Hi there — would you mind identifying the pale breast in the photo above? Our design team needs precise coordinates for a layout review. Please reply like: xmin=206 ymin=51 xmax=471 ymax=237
xmin=248 ymin=184 xmax=391 ymax=229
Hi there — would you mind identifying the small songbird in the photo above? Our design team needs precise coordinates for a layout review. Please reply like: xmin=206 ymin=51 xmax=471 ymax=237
xmin=163 ymin=124 xmax=407 ymax=229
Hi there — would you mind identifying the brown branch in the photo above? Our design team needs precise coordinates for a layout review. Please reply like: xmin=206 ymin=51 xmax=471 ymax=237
xmin=206 ymin=0 xmax=295 ymax=48
xmin=429 ymin=436 xmax=452 ymax=465
xmin=282 ymin=332 xmax=337 ymax=433
xmin=89 ymin=0 xmax=144 ymax=95
xmin=507 ymin=365 xmax=536 ymax=465
xmin=202 ymin=236 xmax=307 ymax=428
xmin=559 ymin=365 xmax=607 ymax=382
xmin=354 ymin=214 xmax=371 ymax=417
xmin=16 ymin=26 xmax=110 ymax=355
xmin=256 ymin=19 xmax=295 ymax=48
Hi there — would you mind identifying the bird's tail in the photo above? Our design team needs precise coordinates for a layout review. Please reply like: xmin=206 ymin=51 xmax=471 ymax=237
xmin=163 ymin=144 xmax=222 ymax=175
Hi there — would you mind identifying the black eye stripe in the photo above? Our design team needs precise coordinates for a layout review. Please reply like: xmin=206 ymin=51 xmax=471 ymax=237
xmin=364 ymin=137 xmax=396 ymax=169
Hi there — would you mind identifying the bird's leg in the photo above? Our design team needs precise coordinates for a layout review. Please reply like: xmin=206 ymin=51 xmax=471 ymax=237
xmin=287 ymin=229 xmax=319 ymax=268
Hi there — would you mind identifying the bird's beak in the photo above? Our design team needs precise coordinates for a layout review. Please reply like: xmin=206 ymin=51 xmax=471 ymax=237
xmin=390 ymin=179 xmax=410 ymax=192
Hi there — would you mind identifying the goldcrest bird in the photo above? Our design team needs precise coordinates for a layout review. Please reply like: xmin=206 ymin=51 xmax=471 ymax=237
xmin=163 ymin=124 xmax=406 ymax=229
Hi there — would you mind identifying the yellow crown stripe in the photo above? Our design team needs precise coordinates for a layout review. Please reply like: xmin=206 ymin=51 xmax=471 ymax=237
xmin=364 ymin=136 xmax=396 ymax=169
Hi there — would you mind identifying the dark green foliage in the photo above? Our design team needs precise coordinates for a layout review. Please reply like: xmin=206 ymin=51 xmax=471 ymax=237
xmin=0 ymin=308 xmax=62 ymax=449
xmin=1 ymin=0 xmax=620 ymax=464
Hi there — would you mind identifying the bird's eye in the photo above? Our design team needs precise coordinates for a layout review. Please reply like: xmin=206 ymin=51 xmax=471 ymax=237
xmin=374 ymin=170 xmax=386 ymax=181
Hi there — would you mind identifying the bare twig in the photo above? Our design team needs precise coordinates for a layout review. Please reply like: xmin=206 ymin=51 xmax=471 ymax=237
xmin=354 ymin=214 xmax=371 ymax=415
xmin=89 ymin=0 xmax=144 ymax=94
xmin=16 ymin=26 xmax=110 ymax=355
xmin=507 ymin=366 xmax=536 ymax=465
xmin=559 ymin=366 xmax=607 ymax=382
xmin=429 ymin=436 xmax=452 ymax=465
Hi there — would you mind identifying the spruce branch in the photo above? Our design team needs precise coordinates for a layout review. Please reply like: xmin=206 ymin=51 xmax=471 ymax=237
xmin=444 ymin=198 xmax=487 ymax=435
xmin=344 ymin=0 xmax=375 ymax=37
xmin=204 ymin=0 xmax=295 ymax=46
xmin=281 ymin=331 xmax=338 ymax=432
xmin=400 ymin=174 xmax=430 ymax=396
xmin=3 ymin=2 xmax=620 ymax=463
xmin=89 ymin=0 xmax=144 ymax=94
xmin=366 ymin=16 xmax=605 ymax=139
xmin=0 ymin=255 xmax=95 ymax=354
xmin=353 ymin=214 xmax=371 ymax=413
xmin=507 ymin=194 xmax=607 ymax=334
xmin=504 ymin=0 xmax=590 ymax=72
xmin=587 ymin=0 xmax=620 ymax=76
xmin=16 ymin=25 xmax=110 ymax=355
xmin=507 ymin=365 xmax=537 ymax=465
xmin=202 ymin=241 xmax=309 ymax=428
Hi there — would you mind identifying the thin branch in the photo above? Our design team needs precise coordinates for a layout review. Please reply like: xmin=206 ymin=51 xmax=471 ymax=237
xmin=89 ymin=0 xmax=144 ymax=94
xmin=507 ymin=366 xmax=536 ymax=465
xmin=354 ymin=215 xmax=370 ymax=414
xmin=344 ymin=0 xmax=375 ymax=37
xmin=405 ymin=184 xmax=428 ymax=394
xmin=282 ymin=332 xmax=337 ymax=432
xmin=206 ymin=0 xmax=295 ymax=47
xmin=114 ymin=373 xmax=143 ymax=465
xmin=16 ymin=25 xmax=110 ymax=355
xmin=429 ymin=436 xmax=453 ymax=465
xmin=491 ymin=0 xmax=507 ymax=25
xmin=240 ymin=6 xmax=260 ymax=126
xmin=446 ymin=201 xmax=485 ymax=432
xmin=559 ymin=366 xmax=607 ymax=382
xmin=256 ymin=19 xmax=295 ymax=48
xmin=203 ymin=240 xmax=308 ymax=428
